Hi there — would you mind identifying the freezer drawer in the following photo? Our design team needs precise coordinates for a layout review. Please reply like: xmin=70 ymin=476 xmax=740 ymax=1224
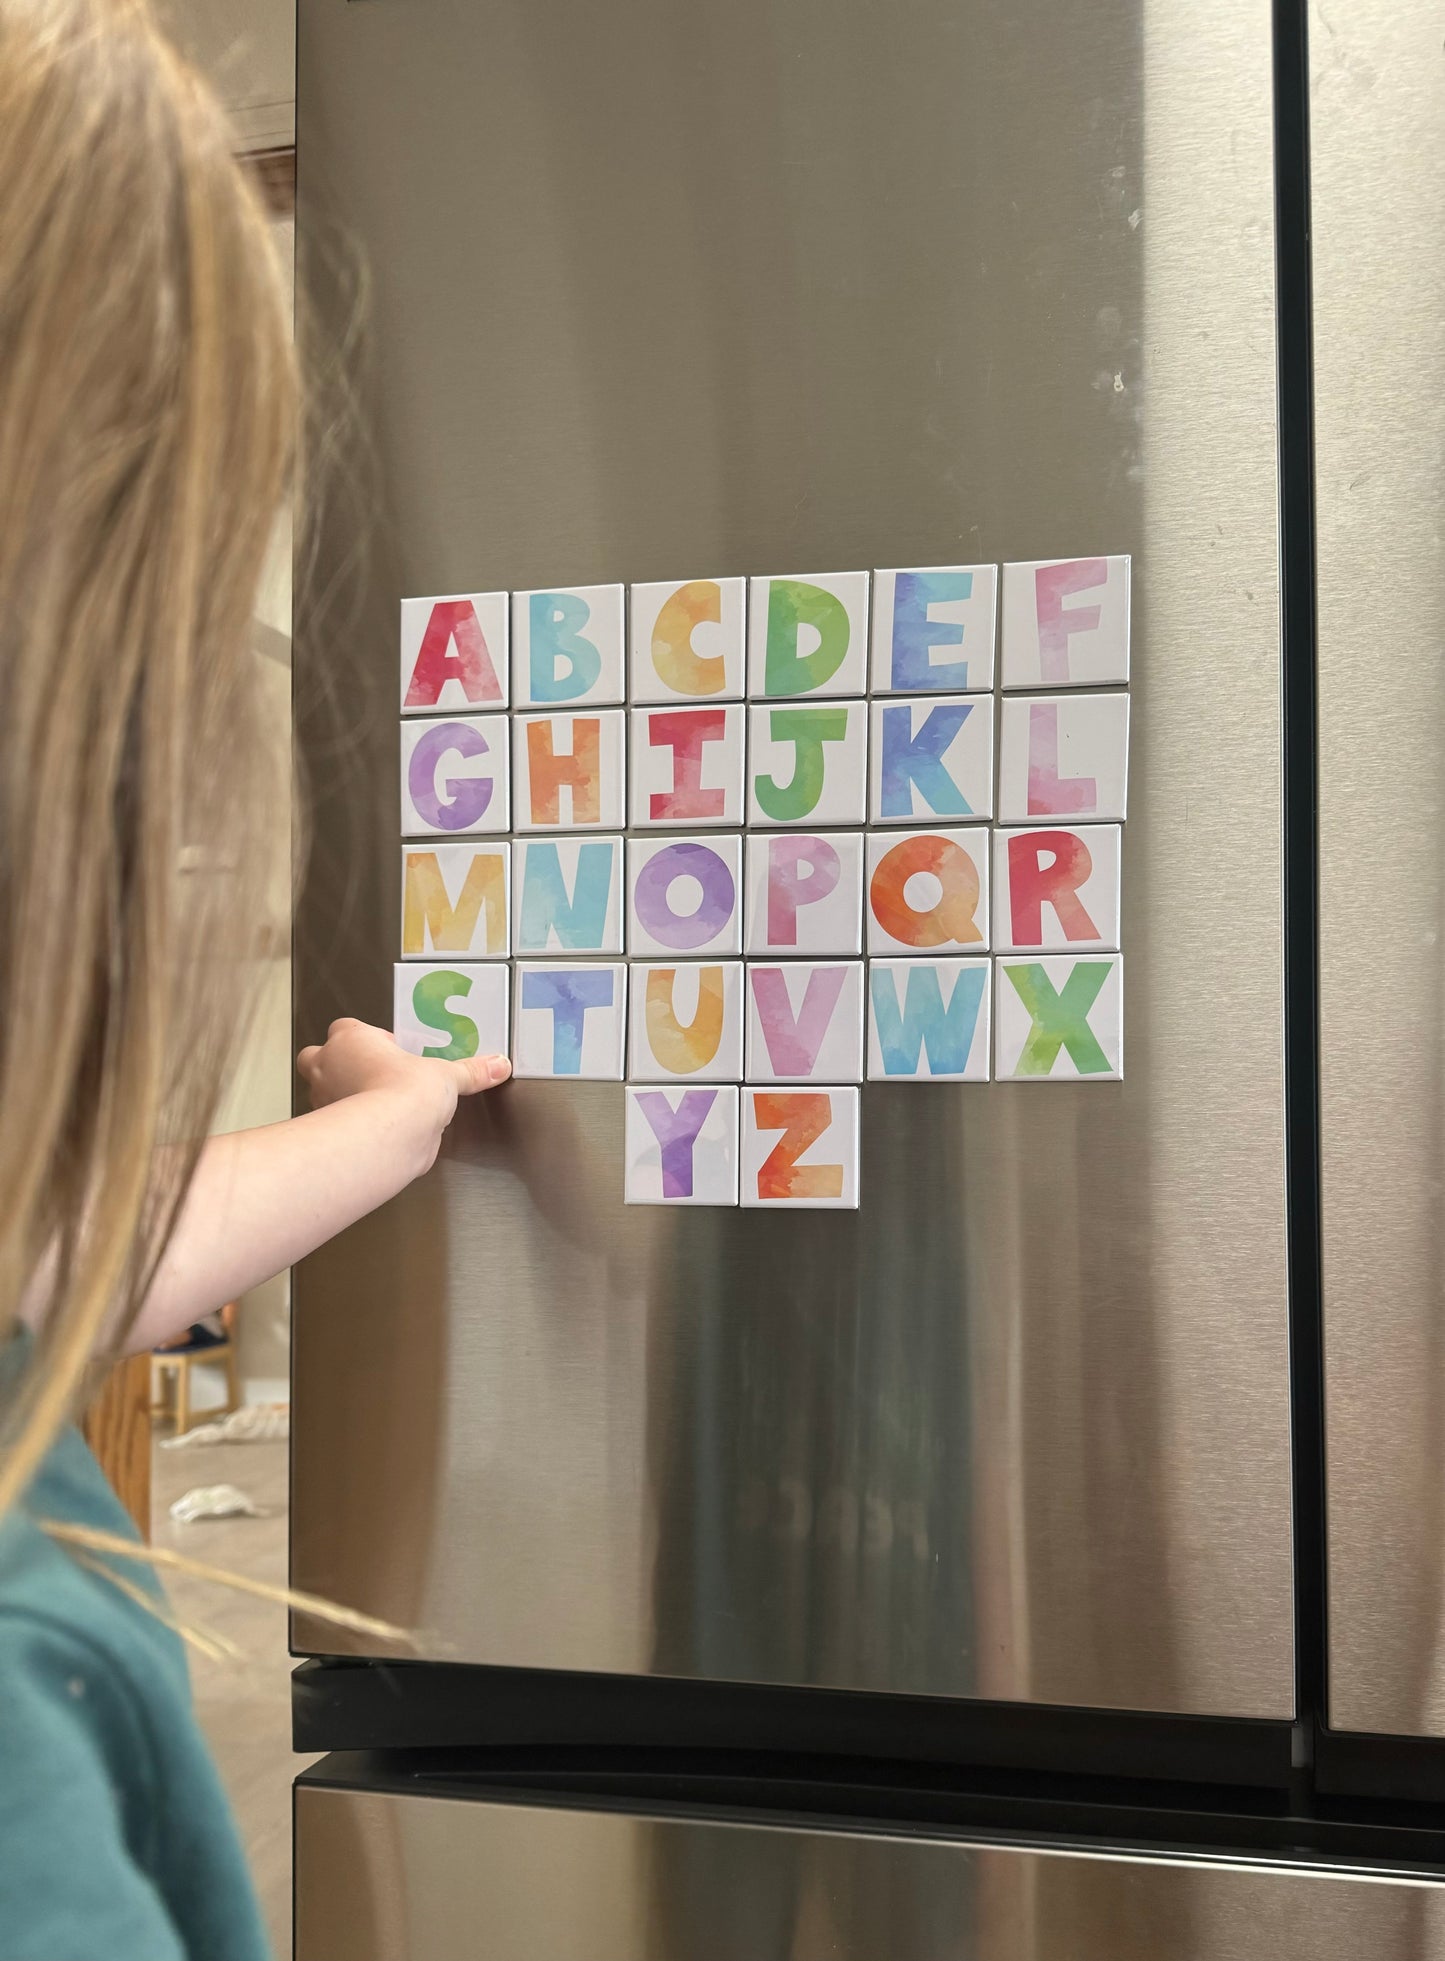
xmin=292 ymin=0 xmax=1292 ymax=1716
xmin=1313 ymin=0 xmax=1445 ymax=1736
xmin=294 ymin=1784 xmax=1445 ymax=1961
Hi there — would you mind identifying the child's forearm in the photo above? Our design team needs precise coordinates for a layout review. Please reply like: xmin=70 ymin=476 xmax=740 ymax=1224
xmin=123 ymin=1089 xmax=441 ymax=1354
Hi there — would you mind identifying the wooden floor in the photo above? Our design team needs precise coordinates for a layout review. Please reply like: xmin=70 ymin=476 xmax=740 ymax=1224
xmin=151 ymin=1435 xmax=311 ymax=1961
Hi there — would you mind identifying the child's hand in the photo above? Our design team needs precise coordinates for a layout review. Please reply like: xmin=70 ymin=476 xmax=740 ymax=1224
xmin=297 ymin=1018 xmax=511 ymax=1174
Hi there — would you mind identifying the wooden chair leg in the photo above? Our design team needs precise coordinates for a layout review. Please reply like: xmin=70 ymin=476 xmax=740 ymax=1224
xmin=223 ymin=1341 xmax=241 ymax=1415
xmin=175 ymin=1357 xmax=190 ymax=1439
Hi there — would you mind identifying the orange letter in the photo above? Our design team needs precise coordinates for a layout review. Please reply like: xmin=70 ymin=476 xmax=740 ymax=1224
xmin=527 ymin=717 xmax=600 ymax=825
xmin=652 ymin=580 xmax=725 ymax=696
xmin=753 ymin=1090 xmax=842 ymax=1200
xmin=645 ymin=967 xmax=725 ymax=1074
xmin=402 ymin=850 xmax=507 ymax=955
xmin=868 ymin=834 xmax=982 ymax=947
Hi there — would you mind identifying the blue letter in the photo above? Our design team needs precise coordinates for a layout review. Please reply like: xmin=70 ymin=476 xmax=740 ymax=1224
xmin=529 ymin=591 xmax=602 ymax=703
xmin=890 ymin=571 xmax=976 ymax=691
xmin=869 ymin=964 xmax=985 ymax=1076
xmin=518 ymin=842 xmax=615 ymax=952
xmin=521 ymin=967 xmax=614 ymax=1074
xmin=878 ymin=701 xmax=974 ymax=818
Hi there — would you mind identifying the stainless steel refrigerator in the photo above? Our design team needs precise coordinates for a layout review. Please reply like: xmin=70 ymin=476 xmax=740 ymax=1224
xmin=289 ymin=0 xmax=1445 ymax=1952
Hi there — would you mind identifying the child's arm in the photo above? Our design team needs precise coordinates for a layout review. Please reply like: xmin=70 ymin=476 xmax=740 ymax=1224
xmin=123 ymin=1019 xmax=509 ymax=1354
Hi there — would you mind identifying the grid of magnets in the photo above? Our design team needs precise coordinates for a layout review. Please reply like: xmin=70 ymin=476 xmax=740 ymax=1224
xmin=395 ymin=562 xmax=1130 ymax=1209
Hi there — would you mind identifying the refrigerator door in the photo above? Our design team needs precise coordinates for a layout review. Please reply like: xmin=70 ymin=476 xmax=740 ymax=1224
xmin=294 ymin=1785 xmax=1445 ymax=1961
xmin=1314 ymin=0 xmax=1445 ymax=1737
xmin=292 ymin=0 xmax=1292 ymax=1715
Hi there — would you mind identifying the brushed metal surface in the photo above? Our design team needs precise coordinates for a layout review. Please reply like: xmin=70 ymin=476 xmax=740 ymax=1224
xmin=1314 ymin=0 xmax=1445 ymax=1736
xmin=291 ymin=0 xmax=1292 ymax=1712
xmin=294 ymin=1787 xmax=1445 ymax=1961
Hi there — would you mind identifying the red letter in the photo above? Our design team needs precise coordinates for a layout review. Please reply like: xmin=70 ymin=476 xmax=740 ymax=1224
xmin=1007 ymin=829 xmax=1098 ymax=944
xmin=405 ymin=599 xmax=504 ymax=708
xmin=649 ymin=708 xmax=727 ymax=821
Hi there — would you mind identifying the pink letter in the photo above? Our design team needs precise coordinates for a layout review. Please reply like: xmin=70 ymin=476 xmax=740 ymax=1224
xmin=1035 ymin=559 xmax=1105 ymax=684
xmin=750 ymin=966 xmax=846 ymax=1076
xmin=766 ymin=836 xmax=841 ymax=947
xmin=1027 ymin=703 xmax=1097 ymax=817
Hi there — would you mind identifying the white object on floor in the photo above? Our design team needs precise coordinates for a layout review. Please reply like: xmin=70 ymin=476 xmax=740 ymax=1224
xmin=169 ymin=1483 xmax=266 ymax=1523
xmin=161 ymin=1404 xmax=290 ymax=1449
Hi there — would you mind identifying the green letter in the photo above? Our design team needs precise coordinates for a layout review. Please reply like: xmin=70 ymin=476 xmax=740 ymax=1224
xmin=764 ymin=579 xmax=850 ymax=697
xmin=753 ymin=707 xmax=848 ymax=823
xmin=1003 ymin=961 xmax=1111 ymax=1076
xmin=412 ymin=969 xmax=479 ymax=1061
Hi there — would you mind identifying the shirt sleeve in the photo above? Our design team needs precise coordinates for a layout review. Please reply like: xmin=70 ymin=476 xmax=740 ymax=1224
xmin=0 ymin=1612 xmax=188 ymax=1961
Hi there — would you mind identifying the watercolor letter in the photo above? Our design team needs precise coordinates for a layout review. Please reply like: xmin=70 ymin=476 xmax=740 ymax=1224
xmin=869 ymin=834 xmax=983 ymax=947
xmin=632 ymin=841 xmax=736 ymax=950
xmin=649 ymin=708 xmax=727 ymax=822
xmin=519 ymin=967 xmax=615 ymax=1075
xmin=1035 ymin=559 xmax=1106 ymax=685
xmin=404 ymin=599 xmax=503 ymax=709
xmin=765 ymin=580 xmax=850 ymax=697
xmin=633 ymin=1088 xmax=719 ymax=1198
xmin=408 ymin=722 xmax=495 ymax=831
xmin=1003 ymin=961 xmax=1111 ymax=1075
xmin=1026 ymin=701 xmax=1097 ymax=816
xmin=410 ymin=969 xmax=480 ymax=1061
xmin=652 ymin=581 xmax=725 ymax=697
xmin=403 ymin=851 xmax=507 ymax=956
xmin=526 ymin=717 xmax=600 ymax=825
xmin=518 ymin=841 xmax=614 ymax=951
xmin=766 ymin=835 xmax=841 ymax=947
xmin=890 ymin=572 xmax=975 ymax=692
xmin=1006 ymin=830 xmax=1098 ymax=944
xmin=749 ymin=966 xmax=847 ymax=1076
xmin=752 ymin=1091 xmax=842 ymax=1201
xmin=645 ymin=967 xmax=725 ymax=1075
xmin=753 ymin=707 xmax=848 ymax=822
xmin=869 ymin=964 xmax=986 ymax=1076
xmin=528 ymin=591 xmax=602 ymax=703
xmin=878 ymin=701 xmax=975 ymax=819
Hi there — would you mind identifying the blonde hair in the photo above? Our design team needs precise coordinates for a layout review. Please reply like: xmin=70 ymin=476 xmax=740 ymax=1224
xmin=0 ymin=0 xmax=294 ymax=1516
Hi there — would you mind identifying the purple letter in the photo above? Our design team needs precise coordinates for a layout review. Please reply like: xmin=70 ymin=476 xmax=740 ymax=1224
xmin=634 ymin=1088 xmax=719 ymax=1198
xmin=750 ymin=966 xmax=847 ymax=1076
xmin=634 ymin=841 xmax=735 ymax=950
xmin=409 ymin=721 xmax=494 ymax=830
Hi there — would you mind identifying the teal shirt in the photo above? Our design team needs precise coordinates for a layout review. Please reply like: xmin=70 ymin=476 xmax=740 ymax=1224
xmin=0 ymin=1398 xmax=272 ymax=1960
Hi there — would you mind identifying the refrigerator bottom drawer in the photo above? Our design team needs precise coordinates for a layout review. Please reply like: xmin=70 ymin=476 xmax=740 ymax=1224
xmin=294 ymin=1783 xmax=1445 ymax=1961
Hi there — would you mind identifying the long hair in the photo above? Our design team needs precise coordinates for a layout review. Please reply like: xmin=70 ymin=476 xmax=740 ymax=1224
xmin=0 ymin=0 xmax=295 ymax=1517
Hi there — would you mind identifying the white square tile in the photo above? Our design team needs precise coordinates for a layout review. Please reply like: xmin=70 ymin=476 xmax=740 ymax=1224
xmin=630 ymin=577 xmax=746 ymax=703
xmin=393 ymin=961 xmax=510 ymax=1061
xmin=626 ymin=833 xmax=743 ymax=957
xmin=992 ymin=825 xmax=1121 ymax=953
xmin=401 ymin=715 xmax=510 ymax=837
xmin=744 ymin=960 xmax=865 ymax=1082
xmin=994 ymin=954 xmax=1124 ymax=1082
xmin=870 ymin=565 xmax=997 ymax=694
xmin=744 ymin=831 xmax=864 ymax=956
xmin=512 ymin=585 xmax=625 ymax=707
xmin=748 ymin=699 xmax=868 ymax=826
xmin=865 ymin=827 xmax=990 ymax=954
xmin=740 ymin=1085 xmax=860 ymax=1209
xmin=630 ymin=701 xmax=746 ymax=828
xmin=996 ymin=693 xmax=1129 ymax=823
xmin=401 ymin=592 xmax=510 ymax=713
xmin=512 ymin=835 xmax=624 ymax=956
xmin=512 ymin=709 xmax=627 ymax=831
xmin=627 ymin=961 xmax=744 ymax=1082
xmin=624 ymin=1084 xmax=740 ymax=1206
xmin=400 ymin=842 xmax=510 ymax=960
xmin=1001 ymin=556 xmax=1130 ymax=689
xmin=866 ymin=959 xmax=991 ymax=1080
xmin=868 ymin=694 xmax=994 ymax=823
xmin=747 ymin=571 xmax=870 ymax=699
xmin=512 ymin=962 xmax=628 ymax=1078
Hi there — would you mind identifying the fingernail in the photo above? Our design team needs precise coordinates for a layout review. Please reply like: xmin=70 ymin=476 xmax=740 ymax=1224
xmin=486 ymin=1055 xmax=512 ymax=1084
